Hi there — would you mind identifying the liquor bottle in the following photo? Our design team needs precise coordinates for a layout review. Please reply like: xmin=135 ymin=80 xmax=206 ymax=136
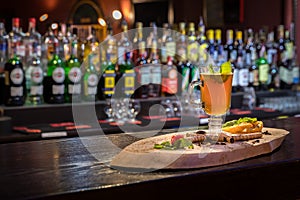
xmin=187 ymin=22 xmax=199 ymax=64
xmin=160 ymin=23 xmax=176 ymax=65
xmin=42 ymin=25 xmax=59 ymax=74
xmin=187 ymin=22 xmax=199 ymax=92
xmin=24 ymin=18 xmax=42 ymax=69
xmin=132 ymin=22 xmax=145 ymax=65
xmin=25 ymin=51 xmax=43 ymax=105
xmin=224 ymin=29 xmax=238 ymax=92
xmin=83 ymin=54 xmax=99 ymax=102
xmin=57 ymin=23 xmax=71 ymax=62
xmin=197 ymin=17 xmax=208 ymax=64
xmin=117 ymin=52 xmax=135 ymax=98
xmin=175 ymin=22 xmax=188 ymax=96
xmin=256 ymin=52 xmax=269 ymax=91
xmin=43 ymin=43 xmax=65 ymax=104
xmin=277 ymin=25 xmax=293 ymax=90
xmin=161 ymin=56 xmax=178 ymax=96
xmin=147 ymin=37 xmax=161 ymax=98
xmin=266 ymin=31 xmax=277 ymax=65
xmin=117 ymin=19 xmax=132 ymax=66
xmin=8 ymin=18 xmax=25 ymax=66
xmin=65 ymin=38 xmax=82 ymax=103
xmin=215 ymin=29 xmax=224 ymax=66
xmin=3 ymin=51 xmax=26 ymax=106
xmin=206 ymin=29 xmax=216 ymax=62
xmin=246 ymin=29 xmax=259 ymax=90
xmin=0 ymin=22 xmax=8 ymax=72
xmin=100 ymin=54 xmax=116 ymax=99
xmin=236 ymin=30 xmax=248 ymax=91
xmin=0 ymin=22 xmax=8 ymax=105
xmin=146 ymin=22 xmax=157 ymax=59
xmin=268 ymin=54 xmax=280 ymax=91
xmin=84 ymin=28 xmax=100 ymax=73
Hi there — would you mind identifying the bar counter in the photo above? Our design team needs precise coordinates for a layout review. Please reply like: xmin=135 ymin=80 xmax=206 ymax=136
xmin=1 ymin=117 xmax=300 ymax=200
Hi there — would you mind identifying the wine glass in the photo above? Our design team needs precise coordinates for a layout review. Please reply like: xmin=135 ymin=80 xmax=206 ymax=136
xmin=127 ymin=99 xmax=141 ymax=123
xmin=104 ymin=99 xmax=114 ymax=122
xmin=189 ymin=62 xmax=233 ymax=142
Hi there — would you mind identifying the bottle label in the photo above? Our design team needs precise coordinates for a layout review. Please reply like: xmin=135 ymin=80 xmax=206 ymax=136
xmin=279 ymin=66 xmax=293 ymax=84
xmin=187 ymin=42 xmax=199 ymax=62
xmin=103 ymin=70 xmax=115 ymax=95
xmin=151 ymin=65 xmax=161 ymax=84
xmin=117 ymin=46 xmax=126 ymax=64
xmin=176 ymin=45 xmax=187 ymax=61
xmin=68 ymin=67 xmax=82 ymax=83
xmin=31 ymin=67 xmax=43 ymax=84
xmin=124 ymin=69 xmax=135 ymax=95
xmin=249 ymin=68 xmax=259 ymax=87
xmin=166 ymin=41 xmax=176 ymax=58
xmin=181 ymin=66 xmax=190 ymax=91
xmin=162 ymin=68 xmax=178 ymax=94
xmin=238 ymin=68 xmax=249 ymax=87
xmin=30 ymin=85 xmax=43 ymax=95
xmin=10 ymin=68 xmax=24 ymax=85
xmin=52 ymin=67 xmax=65 ymax=83
xmin=199 ymin=43 xmax=208 ymax=62
xmin=140 ymin=65 xmax=151 ymax=85
xmin=16 ymin=45 xmax=25 ymax=57
xmin=285 ymin=42 xmax=294 ymax=60
xmin=292 ymin=67 xmax=299 ymax=84
xmin=85 ymin=74 xmax=98 ymax=95
xmin=259 ymin=64 xmax=269 ymax=83
xmin=232 ymin=68 xmax=239 ymax=87
xmin=11 ymin=86 xmax=23 ymax=97
xmin=68 ymin=84 xmax=81 ymax=94
xmin=52 ymin=84 xmax=64 ymax=95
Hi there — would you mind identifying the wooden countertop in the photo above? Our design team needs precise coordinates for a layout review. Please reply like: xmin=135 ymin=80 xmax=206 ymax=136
xmin=0 ymin=117 xmax=300 ymax=199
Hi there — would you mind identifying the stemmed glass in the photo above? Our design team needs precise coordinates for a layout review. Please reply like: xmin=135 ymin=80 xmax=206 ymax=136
xmin=104 ymin=99 xmax=114 ymax=122
xmin=127 ymin=98 xmax=141 ymax=123
xmin=189 ymin=62 xmax=233 ymax=142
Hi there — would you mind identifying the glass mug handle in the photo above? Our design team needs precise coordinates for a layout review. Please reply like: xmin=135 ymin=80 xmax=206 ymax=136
xmin=188 ymin=80 xmax=204 ymax=108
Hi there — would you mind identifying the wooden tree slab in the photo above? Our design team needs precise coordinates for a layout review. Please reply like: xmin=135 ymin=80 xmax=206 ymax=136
xmin=110 ymin=128 xmax=289 ymax=171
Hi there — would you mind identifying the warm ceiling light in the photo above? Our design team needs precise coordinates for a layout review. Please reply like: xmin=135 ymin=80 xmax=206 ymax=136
xmin=51 ymin=23 xmax=58 ymax=30
xmin=39 ymin=14 xmax=48 ymax=22
xmin=112 ymin=10 xmax=122 ymax=20
xmin=98 ymin=18 xmax=106 ymax=26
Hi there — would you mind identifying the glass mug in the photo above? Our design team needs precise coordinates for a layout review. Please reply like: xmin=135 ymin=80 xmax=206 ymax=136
xmin=189 ymin=63 xmax=233 ymax=141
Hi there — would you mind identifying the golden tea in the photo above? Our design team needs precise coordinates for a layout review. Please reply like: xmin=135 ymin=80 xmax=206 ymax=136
xmin=200 ymin=73 xmax=233 ymax=116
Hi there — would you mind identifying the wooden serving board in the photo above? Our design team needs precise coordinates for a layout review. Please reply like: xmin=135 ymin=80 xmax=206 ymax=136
xmin=110 ymin=127 xmax=289 ymax=170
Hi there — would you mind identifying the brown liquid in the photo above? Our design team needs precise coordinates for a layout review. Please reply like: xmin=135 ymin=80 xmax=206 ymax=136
xmin=200 ymin=73 xmax=233 ymax=116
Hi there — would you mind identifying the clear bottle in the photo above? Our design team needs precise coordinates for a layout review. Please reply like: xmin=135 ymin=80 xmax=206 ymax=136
xmin=84 ymin=27 xmax=100 ymax=73
xmin=160 ymin=23 xmax=176 ymax=65
xmin=24 ymin=18 xmax=42 ymax=69
xmin=236 ymin=30 xmax=248 ymax=91
xmin=206 ymin=29 xmax=216 ymax=62
xmin=58 ymin=23 xmax=71 ymax=62
xmin=117 ymin=19 xmax=132 ymax=66
xmin=8 ymin=18 xmax=25 ymax=66
xmin=187 ymin=22 xmax=199 ymax=63
xmin=132 ymin=22 xmax=145 ymax=65
xmin=42 ymin=25 xmax=59 ymax=74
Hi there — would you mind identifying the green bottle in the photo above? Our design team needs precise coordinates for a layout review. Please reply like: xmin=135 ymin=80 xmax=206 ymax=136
xmin=256 ymin=55 xmax=269 ymax=91
xmin=65 ymin=41 xmax=82 ymax=103
xmin=4 ymin=55 xmax=26 ymax=106
xmin=83 ymin=55 xmax=99 ymax=102
xmin=43 ymin=43 xmax=65 ymax=104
